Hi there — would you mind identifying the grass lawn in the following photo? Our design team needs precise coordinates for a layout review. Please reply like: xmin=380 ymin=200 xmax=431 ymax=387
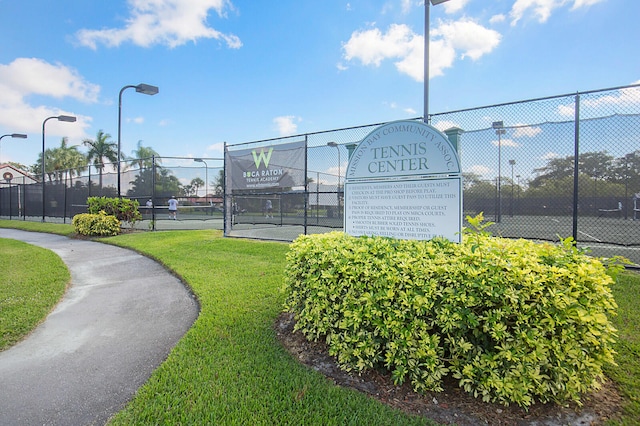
xmin=0 ymin=238 xmax=69 ymax=350
xmin=1 ymin=222 xmax=638 ymax=424
xmin=0 ymin=220 xmax=75 ymax=236
xmin=104 ymin=230 xmax=432 ymax=425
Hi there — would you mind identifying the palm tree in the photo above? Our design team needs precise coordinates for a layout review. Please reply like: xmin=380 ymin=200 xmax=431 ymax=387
xmin=190 ymin=177 xmax=205 ymax=197
xmin=127 ymin=140 xmax=160 ymax=170
xmin=35 ymin=137 xmax=87 ymax=184
xmin=83 ymin=130 xmax=118 ymax=191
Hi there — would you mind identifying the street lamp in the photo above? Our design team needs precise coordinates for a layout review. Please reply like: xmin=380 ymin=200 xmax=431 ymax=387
xmin=509 ymin=159 xmax=516 ymax=217
xmin=194 ymin=158 xmax=208 ymax=204
xmin=0 ymin=133 xmax=27 ymax=164
xmin=42 ymin=115 xmax=76 ymax=222
xmin=493 ymin=121 xmax=505 ymax=223
xmin=424 ymin=0 xmax=451 ymax=123
xmin=327 ymin=142 xmax=341 ymax=218
xmin=118 ymin=83 xmax=159 ymax=197
xmin=516 ymin=174 xmax=521 ymax=214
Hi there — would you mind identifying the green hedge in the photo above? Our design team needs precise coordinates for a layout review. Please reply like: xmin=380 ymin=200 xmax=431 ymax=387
xmin=87 ymin=196 xmax=142 ymax=226
xmin=72 ymin=211 xmax=121 ymax=236
xmin=282 ymin=218 xmax=622 ymax=408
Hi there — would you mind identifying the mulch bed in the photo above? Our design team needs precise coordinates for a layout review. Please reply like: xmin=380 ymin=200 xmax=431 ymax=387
xmin=275 ymin=312 xmax=623 ymax=426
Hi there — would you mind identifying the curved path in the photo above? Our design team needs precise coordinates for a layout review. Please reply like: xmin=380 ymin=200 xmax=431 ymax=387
xmin=0 ymin=229 xmax=199 ymax=425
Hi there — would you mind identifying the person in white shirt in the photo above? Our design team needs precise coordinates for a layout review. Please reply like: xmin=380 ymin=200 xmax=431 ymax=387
xmin=168 ymin=196 xmax=178 ymax=220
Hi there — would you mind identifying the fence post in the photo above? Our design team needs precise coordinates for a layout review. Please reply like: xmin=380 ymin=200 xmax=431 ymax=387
xmin=223 ymin=143 xmax=229 ymax=236
xmin=151 ymin=156 xmax=156 ymax=231
xmin=572 ymin=93 xmax=580 ymax=243
xmin=444 ymin=127 xmax=463 ymax=153
xmin=304 ymin=135 xmax=308 ymax=236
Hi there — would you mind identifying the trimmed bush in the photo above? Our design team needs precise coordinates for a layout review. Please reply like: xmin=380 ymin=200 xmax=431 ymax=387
xmin=72 ymin=211 xmax=121 ymax=236
xmin=282 ymin=217 xmax=622 ymax=408
xmin=87 ymin=196 xmax=142 ymax=227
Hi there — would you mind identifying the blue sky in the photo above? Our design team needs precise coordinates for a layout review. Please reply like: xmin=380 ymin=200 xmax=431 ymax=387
xmin=0 ymin=0 xmax=638 ymax=170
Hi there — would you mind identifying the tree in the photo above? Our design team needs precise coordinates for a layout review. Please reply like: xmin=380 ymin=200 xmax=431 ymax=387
xmin=83 ymin=130 xmax=118 ymax=191
xmin=127 ymin=140 xmax=160 ymax=170
xmin=34 ymin=137 xmax=87 ymax=184
xmin=529 ymin=156 xmax=575 ymax=189
xmin=190 ymin=177 xmax=205 ymax=197
xmin=213 ymin=169 xmax=224 ymax=196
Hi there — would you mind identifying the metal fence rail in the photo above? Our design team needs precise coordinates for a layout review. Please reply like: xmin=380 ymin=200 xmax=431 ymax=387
xmin=225 ymin=84 xmax=640 ymax=250
xmin=0 ymin=157 xmax=224 ymax=231
xmin=3 ymin=84 xmax=640 ymax=255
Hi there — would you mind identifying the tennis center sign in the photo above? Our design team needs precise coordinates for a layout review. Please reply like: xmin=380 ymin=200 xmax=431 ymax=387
xmin=344 ymin=120 xmax=462 ymax=242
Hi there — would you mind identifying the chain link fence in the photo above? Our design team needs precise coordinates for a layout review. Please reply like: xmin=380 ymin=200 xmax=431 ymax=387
xmin=432 ymin=84 xmax=640 ymax=249
xmin=2 ymin=84 xmax=640 ymax=261
xmin=0 ymin=157 xmax=223 ymax=231
xmin=226 ymin=84 xmax=640 ymax=261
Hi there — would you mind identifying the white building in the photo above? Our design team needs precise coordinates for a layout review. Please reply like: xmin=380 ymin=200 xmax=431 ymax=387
xmin=0 ymin=163 xmax=37 ymax=187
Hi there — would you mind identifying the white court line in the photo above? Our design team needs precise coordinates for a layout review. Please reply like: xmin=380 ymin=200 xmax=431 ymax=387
xmin=578 ymin=230 xmax=602 ymax=242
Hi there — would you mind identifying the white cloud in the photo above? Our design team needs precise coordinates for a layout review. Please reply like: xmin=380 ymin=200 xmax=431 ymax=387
xmin=571 ymin=0 xmax=606 ymax=10
xmin=76 ymin=0 xmax=242 ymax=49
xmin=128 ymin=116 xmax=145 ymax=124
xmin=510 ymin=0 xmax=605 ymax=27
xmin=557 ymin=83 xmax=640 ymax=117
xmin=433 ymin=19 xmax=502 ymax=61
xmin=0 ymin=58 xmax=99 ymax=103
xmin=541 ymin=151 xmax=560 ymax=160
xmin=207 ymin=142 xmax=225 ymax=153
xmin=0 ymin=58 xmax=95 ymax=136
xmin=273 ymin=115 xmax=300 ymax=136
xmin=442 ymin=0 xmax=470 ymax=14
xmin=513 ymin=125 xmax=542 ymax=138
xmin=343 ymin=24 xmax=416 ymax=67
xmin=400 ymin=0 xmax=413 ymax=14
xmin=491 ymin=138 xmax=520 ymax=148
xmin=431 ymin=119 xmax=461 ymax=132
xmin=467 ymin=164 xmax=493 ymax=177
xmin=510 ymin=0 xmax=563 ymax=26
xmin=490 ymin=14 xmax=506 ymax=24
xmin=342 ymin=19 xmax=500 ymax=82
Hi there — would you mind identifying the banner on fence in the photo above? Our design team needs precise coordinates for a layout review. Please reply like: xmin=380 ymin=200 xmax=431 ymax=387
xmin=226 ymin=140 xmax=306 ymax=190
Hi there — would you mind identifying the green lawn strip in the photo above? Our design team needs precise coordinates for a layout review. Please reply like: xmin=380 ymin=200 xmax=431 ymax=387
xmin=0 ymin=219 xmax=75 ymax=236
xmin=0 ymin=238 xmax=69 ymax=351
xmin=1 ymin=221 xmax=637 ymax=424
xmin=604 ymin=271 xmax=640 ymax=424
xmin=106 ymin=231 xmax=432 ymax=425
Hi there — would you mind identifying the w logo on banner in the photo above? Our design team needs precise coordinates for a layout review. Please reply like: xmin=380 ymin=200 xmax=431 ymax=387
xmin=252 ymin=148 xmax=273 ymax=168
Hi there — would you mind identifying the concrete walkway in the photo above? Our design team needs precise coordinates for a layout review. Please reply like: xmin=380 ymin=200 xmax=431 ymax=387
xmin=0 ymin=229 xmax=199 ymax=426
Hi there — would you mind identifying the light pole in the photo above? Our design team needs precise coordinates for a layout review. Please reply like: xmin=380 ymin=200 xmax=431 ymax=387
xmin=424 ymin=0 xmax=451 ymax=123
xmin=327 ymin=142 xmax=341 ymax=218
xmin=0 ymin=133 xmax=27 ymax=164
xmin=118 ymin=83 xmax=159 ymax=197
xmin=516 ymin=174 xmax=521 ymax=214
xmin=493 ymin=121 xmax=505 ymax=223
xmin=194 ymin=158 xmax=208 ymax=203
xmin=509 ymin=159 xmax=516 ymax=217
xmin=42 ymin=115 xmax=76 ymax=222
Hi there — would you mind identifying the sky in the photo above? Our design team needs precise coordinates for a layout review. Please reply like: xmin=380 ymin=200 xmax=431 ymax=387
xmin=0 ymin=0 xmax=638 ymax=171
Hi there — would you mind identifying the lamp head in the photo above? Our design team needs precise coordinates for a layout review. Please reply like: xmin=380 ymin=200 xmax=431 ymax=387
xmin=57 ymin=115 xmax=76 ymax=123
xmin=135 ymin=84 xmax=159 ymax=95
xmin=492 ymin=121 xmax=504 ymax=129
xmin=11 ymin=133 xmax=28 ymax=139
xmin=327 ymin=142 xmax=338 ymax=148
